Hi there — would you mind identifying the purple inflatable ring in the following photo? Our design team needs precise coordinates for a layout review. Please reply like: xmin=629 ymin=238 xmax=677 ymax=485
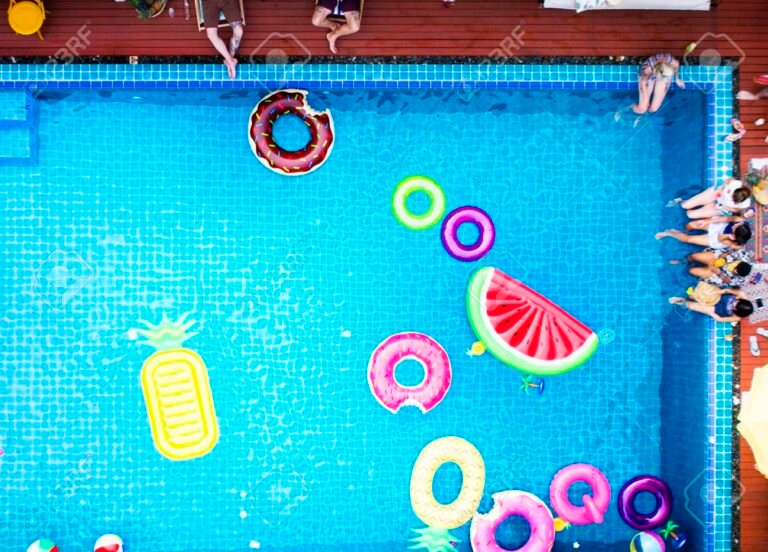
xmin=440 ymin=206 xmax=495 ymax=262
xmin=617 ymin=475 xmax=672 ymax=531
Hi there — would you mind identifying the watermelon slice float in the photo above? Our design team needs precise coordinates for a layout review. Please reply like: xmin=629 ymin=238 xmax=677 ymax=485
xmin=466 ymin=267 xmax=598 ymax=376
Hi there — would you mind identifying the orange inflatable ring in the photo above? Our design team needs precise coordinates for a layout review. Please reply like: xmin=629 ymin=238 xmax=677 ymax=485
xmin=248 ymin=89 xmax=335 ymax=176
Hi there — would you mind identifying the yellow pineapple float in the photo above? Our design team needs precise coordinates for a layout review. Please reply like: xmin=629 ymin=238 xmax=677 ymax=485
xmin=134 ymin=312 xmax=219 ymax=461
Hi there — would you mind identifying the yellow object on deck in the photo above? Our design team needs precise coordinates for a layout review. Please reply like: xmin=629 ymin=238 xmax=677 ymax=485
xmin=8 ymin=0 xmax=46 ymax=39
xmin=141 ymin=348 xmax=219 ymax=461
xmin=738 ymin=366 xmax=768 ymax=477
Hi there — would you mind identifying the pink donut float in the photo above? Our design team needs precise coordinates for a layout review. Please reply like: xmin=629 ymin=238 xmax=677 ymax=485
xmin=470 ymin=490 xmax=555 ymax=552
xmin=440 ymin=206 xmax=496 ymax=262
xmin=549 ymin=463 xmax=611 ymax=525
xmin=367 ymin=332 xmax=451 ymax=414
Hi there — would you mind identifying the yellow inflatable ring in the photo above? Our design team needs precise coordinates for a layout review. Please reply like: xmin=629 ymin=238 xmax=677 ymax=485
xmin=410 ymin=436 xmax=486 ymax=529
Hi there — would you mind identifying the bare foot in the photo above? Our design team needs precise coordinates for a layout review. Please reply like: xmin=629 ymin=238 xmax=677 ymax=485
xmin=668 ymin=297 xmax=686 ymax=305
xmin=655 ymin=230 xmax=676 ymax=240
xmin=669 ymin=259 xmax=682 ymax=265
xmin=225 ymin=57 xmax=238 ymax=80
xmin=327 ymin=31 xmax=339 ymax=54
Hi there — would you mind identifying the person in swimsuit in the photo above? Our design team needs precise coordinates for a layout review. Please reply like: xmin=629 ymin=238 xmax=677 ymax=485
xmin=685 ymin=250 xmax=752 ymax=287
xmin=313 ymin=0 xmax=362 ymax=54
xmin=633 ymin=53 xmax=685 ymax=114
xmin=669 ymin=178 xmax=753 ymax=219
xmin=669 ymin=288 xmax=753 ymax=323
xmin=655 ymin=219 xmax=751 ymax=250
xmin=204 ymin=0 xmax=244 ymax=79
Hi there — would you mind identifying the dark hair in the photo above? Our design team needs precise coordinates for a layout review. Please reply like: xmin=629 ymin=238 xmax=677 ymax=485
xmin=734 ymin=299 xmax=754 ymax=318
xmin=732 ymin=186 xmax=752 ymax=204
xmin=735 ymin=262 xmax=752 ymax=277
xmin=734 ymin=223 xmax=752 ymax=245
xmin=745 ymin=172 xmax=762 ymax=187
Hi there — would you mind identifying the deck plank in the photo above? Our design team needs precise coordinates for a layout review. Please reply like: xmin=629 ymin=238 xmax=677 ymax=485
xmin=4 ymin=0 xmax=768 ymax=548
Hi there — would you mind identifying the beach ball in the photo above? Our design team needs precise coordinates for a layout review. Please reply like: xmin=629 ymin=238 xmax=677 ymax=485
xmin=630 ymin=532 xmax=665 ymax=552
xmin=94 ymin=534 xmax=124 ymax=552
xmin=27 ymin=539 xmax=58 ymax=552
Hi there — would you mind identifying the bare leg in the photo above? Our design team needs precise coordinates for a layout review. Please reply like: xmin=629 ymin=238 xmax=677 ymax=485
xmin=686 ymin=204 xmax=720 ymax=219
xmin=685 ymin=219 xmax=714 ymax=232
xmin=656 ymin=229 xmax=687 ymax=241
xmin=680 ymin=188 xmax=717 ymax=210
xmin=690 ymin=266 xmax=716 ymax=279
xmin=206 ymin=27 xmax=238 ymax=79
xmin=229 ymin=21 xmax=244 ymax=57
xmin=632 ymin=76 xmax=651 ymax=114
xmin=655 ymin=229 xmax=709 ymax=247
xmin=683 ymin=300 xmax=716 ymax=318
xmin=690 ymin=250 xmax=717 ymax=265
xmin=312 ymin=7 xmax=339 ymax=30
xmin=327 ymin=11 xmax=361 ymax=54
xmin=648 ymin=79 xmax=671 ymax=113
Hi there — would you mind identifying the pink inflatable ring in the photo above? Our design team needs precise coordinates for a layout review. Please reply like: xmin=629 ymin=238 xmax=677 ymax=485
xmin=549 ymin=463 xmax=611 ymax=525
xmin=470 ymin=490 xmax=555 ymax=552
xmin=368 ymin=332 xmax=451 ymax=413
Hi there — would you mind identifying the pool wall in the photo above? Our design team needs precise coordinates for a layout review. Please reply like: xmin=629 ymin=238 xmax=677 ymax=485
xmin=0 ymin=62 xmax=735 ymax=551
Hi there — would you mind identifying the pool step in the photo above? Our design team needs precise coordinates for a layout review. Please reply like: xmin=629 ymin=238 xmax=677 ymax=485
xmin=0 ymin=91 xmax=39 ymax=166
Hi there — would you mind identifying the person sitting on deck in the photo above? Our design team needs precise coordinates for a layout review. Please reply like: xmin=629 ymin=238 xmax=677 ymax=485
xmin=312 ymin=0 xmax=362 ymax=54
xmin=669 ymin=287 xmax=754 ymax=323
xmin=672 ymin=249 xmax=753 ymax=288
xmin=204 ymin=0 xmax=244 ymax=79
xmin=668 ymin=178 xmax=753 ymax=220
xmin=633 ymin=53 xmax=685 ymax=114
xmin=655 ymin=218 xmax=752 ymax=251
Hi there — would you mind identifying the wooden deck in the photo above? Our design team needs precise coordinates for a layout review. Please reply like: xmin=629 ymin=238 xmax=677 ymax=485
xmin=4 ymin=0 xmax=768 ymax=549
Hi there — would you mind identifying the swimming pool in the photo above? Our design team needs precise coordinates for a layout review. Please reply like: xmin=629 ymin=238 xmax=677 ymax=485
xmin=0 ymin=63 xmax=734 ymax=552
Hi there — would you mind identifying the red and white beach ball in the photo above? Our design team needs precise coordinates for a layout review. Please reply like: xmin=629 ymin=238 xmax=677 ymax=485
xmin=94 ymin=534 xmax=124 ymax=552
xmin=27 ymin=539 xmax=58 ymax=552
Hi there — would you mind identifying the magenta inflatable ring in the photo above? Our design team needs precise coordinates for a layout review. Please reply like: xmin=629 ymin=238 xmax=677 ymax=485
xmin=617 ymin=475 xmax=672 ymax=531
xmin=440 ymin=206 xmax=495 ymax=262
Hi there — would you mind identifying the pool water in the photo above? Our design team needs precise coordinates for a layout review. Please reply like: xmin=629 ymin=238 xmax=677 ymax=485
xmin=0 ymin=84 xmax=706 ymax=551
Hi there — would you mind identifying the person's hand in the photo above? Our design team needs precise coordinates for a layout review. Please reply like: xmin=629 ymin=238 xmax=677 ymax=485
xmin=676 ymin=78 xmax=685 ymax=89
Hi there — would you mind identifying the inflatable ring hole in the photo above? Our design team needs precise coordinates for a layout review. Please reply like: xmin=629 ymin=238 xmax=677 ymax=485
xmin=456 ymin=220 xmax=482 ymax=248
xmin=394 ymin=358 xmax=427 ymax=388
xmin=632 ymin=491 xmax=660 ymax=516
xmin=567 ymin=481 xmax=594 ymax=506
xmin=432 ymin=461 xmax=464 ymax=504
xmin=404 ymin=189 xmax=434 ymax=219
xmin=494 ymin=514 xmax=533 ymax=550
xmin=271 ymin=112 xmax=311 ymax=152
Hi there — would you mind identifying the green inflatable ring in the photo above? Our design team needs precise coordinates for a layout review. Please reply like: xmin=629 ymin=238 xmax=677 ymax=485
xmin=392 ymin=176 xmax=446 ymax=231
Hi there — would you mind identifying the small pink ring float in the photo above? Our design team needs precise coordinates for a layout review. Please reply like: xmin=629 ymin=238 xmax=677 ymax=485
xmin=470 ymin=490 xmax=555 ymax=552
xmin=549 ymin=463 xmax=611 ymax=526
xmin=441 ymin=206 xmax=496 ymax=262
xmin=368 ymin=332 xmax=451 ymax=413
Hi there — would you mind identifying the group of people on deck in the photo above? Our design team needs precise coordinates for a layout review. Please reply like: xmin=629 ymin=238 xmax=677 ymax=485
xmin=202 ymin=0 xmax=362 ymax=79
xmin=657 ymin=179 xmax=759 ymax=323
xmin=628 ymin=52 xmax=763 ymax=324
